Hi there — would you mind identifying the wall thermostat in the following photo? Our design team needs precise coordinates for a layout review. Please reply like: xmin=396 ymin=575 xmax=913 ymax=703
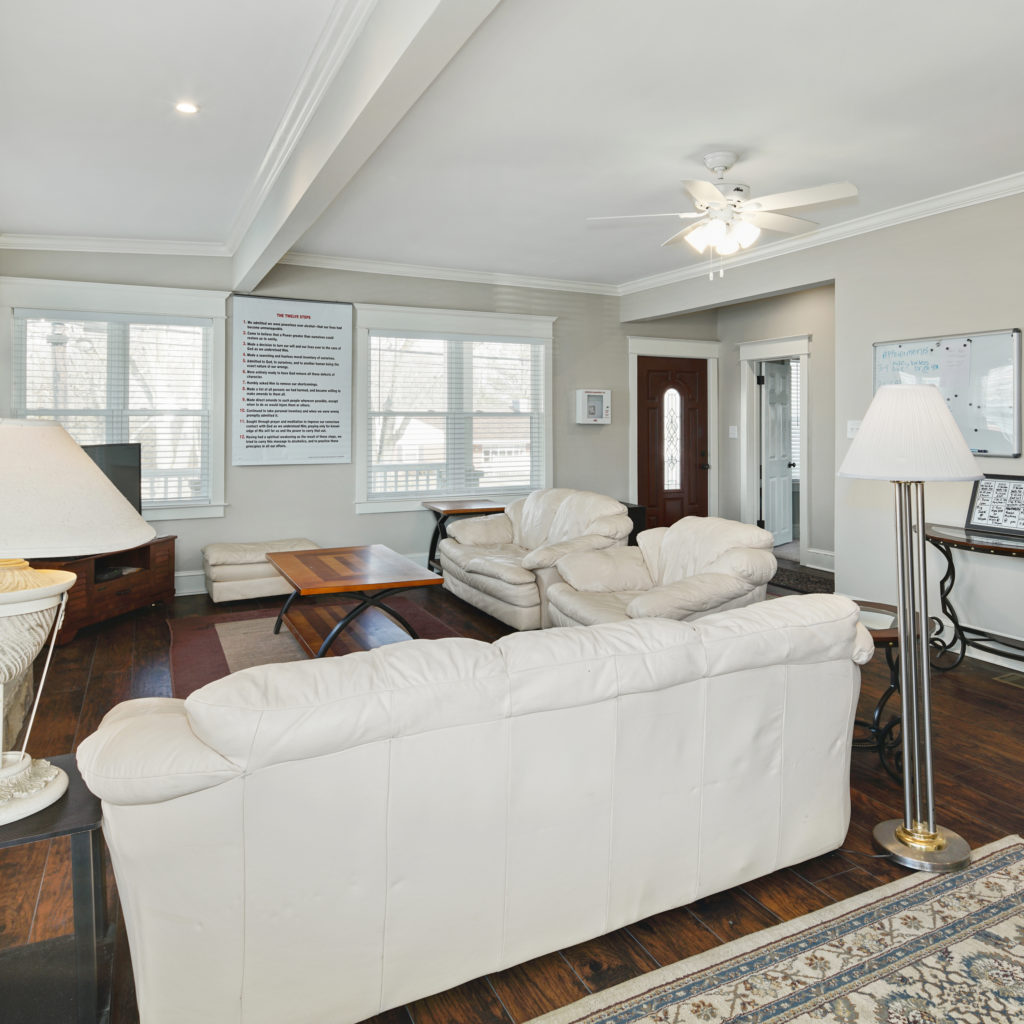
xmin=575 ymin=389 xmax=611 ymax=424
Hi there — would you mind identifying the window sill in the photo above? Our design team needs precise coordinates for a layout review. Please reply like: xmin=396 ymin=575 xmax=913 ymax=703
xmin=143 ymin=503 xmax=227 ymax=522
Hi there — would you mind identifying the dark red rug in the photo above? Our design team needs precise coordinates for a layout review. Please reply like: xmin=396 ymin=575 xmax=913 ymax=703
xmin=168 ymin=597 xmax=461 ymax=699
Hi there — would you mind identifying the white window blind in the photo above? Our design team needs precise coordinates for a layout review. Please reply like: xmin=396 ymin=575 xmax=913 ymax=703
xmin=366 ymin=331 xmax=546 ymax=501
xmin=12 ymin=308 xmax=214 ymax=508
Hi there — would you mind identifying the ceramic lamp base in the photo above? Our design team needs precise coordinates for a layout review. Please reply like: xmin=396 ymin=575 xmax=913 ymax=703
xmin=0 ymin=750 xmax=69 ymax=825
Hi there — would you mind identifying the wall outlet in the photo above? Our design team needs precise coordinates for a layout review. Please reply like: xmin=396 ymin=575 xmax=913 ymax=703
xmin=847 ymin=420 xmax=861 ymax=438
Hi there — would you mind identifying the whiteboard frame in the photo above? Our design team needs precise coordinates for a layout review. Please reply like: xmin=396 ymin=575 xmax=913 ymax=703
xmin=873 ymin=328 xmax=1021 ymax=458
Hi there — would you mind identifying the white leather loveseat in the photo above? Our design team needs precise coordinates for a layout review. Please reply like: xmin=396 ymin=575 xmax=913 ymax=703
xmin=548 ymin=516 xmax=776 ymax=627
xmin=438 ymin=487 xmax=632 ymax=629
xmin=78 ymin=594 xmax=872 ymax=1024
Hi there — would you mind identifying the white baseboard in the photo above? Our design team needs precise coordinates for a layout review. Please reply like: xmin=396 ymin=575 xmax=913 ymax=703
xmin=174 ymin=569 xmax=207 ymax=597
xmin=802 ymin=548 xmax=835 ymax=572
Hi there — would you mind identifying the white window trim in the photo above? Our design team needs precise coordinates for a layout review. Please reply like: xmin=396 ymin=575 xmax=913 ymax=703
xmin=1 ymin=276 xmax=229 ymax=521
xmin=353 ymin=303 xmax=555 ymax=514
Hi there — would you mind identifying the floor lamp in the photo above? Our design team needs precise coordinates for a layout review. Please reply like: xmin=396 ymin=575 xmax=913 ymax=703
xmin=839 ymin=384 xmax=981 ymax=872
xmin=0 ymin=419 xmax=156 ymax=825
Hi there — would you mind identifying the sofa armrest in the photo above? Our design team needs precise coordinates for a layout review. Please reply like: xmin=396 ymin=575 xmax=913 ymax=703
xmin=445 ymin=513 xmax=514 ymax=546
xmin=76 ymin=698 xmax=240 ymax=806
xmin=522 ymin=533 xmax=624 ymax=570
xmin=554 ymin=546 xmax=653 ymax=592
xmin=704 ymin=547 xmax=777 ymax=584
xmin=626 ymin=573 xmax=758 ymax=620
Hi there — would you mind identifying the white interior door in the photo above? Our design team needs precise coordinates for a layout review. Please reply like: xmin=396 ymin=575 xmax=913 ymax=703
xmin=761 ymin=360 xmax=793 ymax=545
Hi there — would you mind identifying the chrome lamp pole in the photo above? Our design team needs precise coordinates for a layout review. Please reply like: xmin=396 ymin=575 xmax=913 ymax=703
xmin=839 ymin=385 xmax=980 ymax=872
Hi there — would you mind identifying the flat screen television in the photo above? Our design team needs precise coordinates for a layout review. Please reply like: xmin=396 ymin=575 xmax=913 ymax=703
xmin=81 ymin=442 xmax=143 ymax=514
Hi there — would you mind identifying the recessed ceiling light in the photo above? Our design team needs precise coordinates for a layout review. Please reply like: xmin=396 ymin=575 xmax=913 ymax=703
xmin=175 ymin=101 xmax=199 ymax=114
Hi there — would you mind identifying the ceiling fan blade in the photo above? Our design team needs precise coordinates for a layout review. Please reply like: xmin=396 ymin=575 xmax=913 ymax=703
xmin=587 ymin=212 xmax=702 ymax=221
xmin=681 ymin=179 xmax=726 ymax=206
xmin=744 ymin=211 xmax=818 ymax=234
xmin=745 ymin=181 xmax=858 ymax=212
xmin=661 ymin=218 xmax=709 ymax=248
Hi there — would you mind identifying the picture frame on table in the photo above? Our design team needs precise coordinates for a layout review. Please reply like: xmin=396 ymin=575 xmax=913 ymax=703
xmin=964 ymin=474 xmax=1024 ymax=536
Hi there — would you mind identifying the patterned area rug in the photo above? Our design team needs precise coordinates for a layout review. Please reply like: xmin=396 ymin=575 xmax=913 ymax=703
xmin=530 ymin=835 xmax=1024 ymax=1023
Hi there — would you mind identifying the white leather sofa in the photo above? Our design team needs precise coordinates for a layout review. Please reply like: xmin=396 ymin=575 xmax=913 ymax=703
xmin=78 ymin=594 xmax=872 ymax=1024
xmin=548 ymin=516 xmax=776 ymax=627
xmin=438 ymin=487 xmax=632 ymax=629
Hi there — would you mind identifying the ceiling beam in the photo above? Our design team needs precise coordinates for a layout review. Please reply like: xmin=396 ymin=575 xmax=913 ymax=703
xmin=231 ymin=0 xmax=501 ymax=293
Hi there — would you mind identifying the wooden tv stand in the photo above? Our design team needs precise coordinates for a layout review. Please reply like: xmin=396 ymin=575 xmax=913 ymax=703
xmin=33 ymin=535 xmax=176 ymax=644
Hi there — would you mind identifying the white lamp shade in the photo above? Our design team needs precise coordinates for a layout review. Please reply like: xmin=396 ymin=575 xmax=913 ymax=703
xmin=838 ymin=384 xmax=982 ymax=482
xmin=0 ymin=419 xmax=156 ymax=558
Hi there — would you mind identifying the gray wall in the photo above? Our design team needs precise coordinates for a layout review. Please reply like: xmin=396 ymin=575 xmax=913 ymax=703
xmin=0 ymin=252 xmax=716 ymax=583
xmin=621 ymin=192 xmax=1024 ymax=657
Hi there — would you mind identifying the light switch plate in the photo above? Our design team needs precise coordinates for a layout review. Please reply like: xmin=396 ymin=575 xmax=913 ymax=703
xmin=847 ymin=419 xmax=861 ymax=438
xmin=728 ymin=425 xmax=738 ymax=439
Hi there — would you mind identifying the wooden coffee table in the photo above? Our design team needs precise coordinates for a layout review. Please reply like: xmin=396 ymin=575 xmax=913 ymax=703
xmin=267 ymin=545 xmax=443 ymax=658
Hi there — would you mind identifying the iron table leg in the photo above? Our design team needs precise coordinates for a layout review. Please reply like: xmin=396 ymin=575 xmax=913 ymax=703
xmin=71 ymin=828 xmax=107 ymax=1023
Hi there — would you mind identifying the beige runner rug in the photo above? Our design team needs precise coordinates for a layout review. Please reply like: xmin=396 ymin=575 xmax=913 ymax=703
xmin=529 ymin=834 xmax=1024 ymax=1024
xmin=213 ymin=616 xmax=304 ymax=674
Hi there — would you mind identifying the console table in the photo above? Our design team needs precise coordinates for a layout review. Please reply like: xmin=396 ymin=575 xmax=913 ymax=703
xmin=422 ymin=500 xmax=506 ymax=574
xmin=925 ymin=523 xmax=1024 ymax=669
xmin=32 ymin=535 xmax=176 ymax=644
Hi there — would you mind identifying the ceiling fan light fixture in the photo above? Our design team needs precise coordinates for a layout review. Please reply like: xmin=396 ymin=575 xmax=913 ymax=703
xmin=732 ymin=219 xmax=761 ymax=249
xmin=703 ymin=218 xmax=728 ymax=246
xmin=716 ymin=234 xmax=740 ymax=256
xmin=685 ymin=224 xmax=710 ymax=254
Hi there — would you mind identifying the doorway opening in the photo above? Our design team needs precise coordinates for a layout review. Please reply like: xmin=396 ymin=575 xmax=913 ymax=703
xmin=759 ymin=357 xmax=801 ymax=557
xmin=738 ymin=335 xmax=811 ymax=567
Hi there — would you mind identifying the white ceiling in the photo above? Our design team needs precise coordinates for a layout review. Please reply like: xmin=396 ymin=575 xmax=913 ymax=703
xmin=4 ymin=0 xmax=1024 ymax=292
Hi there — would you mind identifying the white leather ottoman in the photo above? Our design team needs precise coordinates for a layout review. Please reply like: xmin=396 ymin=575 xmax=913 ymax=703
xmin=202 ymin=538 xmax=318 ymax=603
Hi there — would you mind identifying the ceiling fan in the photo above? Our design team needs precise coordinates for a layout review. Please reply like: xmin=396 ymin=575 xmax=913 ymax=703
xmin=590 ymin=152 xmax=857 ymax=257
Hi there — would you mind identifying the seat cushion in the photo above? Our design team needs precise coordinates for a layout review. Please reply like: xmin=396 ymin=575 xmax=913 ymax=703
xmin=546 ymin=584 xmax=637 ymax=626
xmin=202 ymin=538 xmax=318 ymax=567
xmin=438 ymin=540 xmax=533 ymax=584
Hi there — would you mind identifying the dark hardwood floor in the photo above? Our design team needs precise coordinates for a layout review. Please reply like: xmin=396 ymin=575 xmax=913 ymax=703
xmin=3 ymin=586 xmax=1023 ymax=1023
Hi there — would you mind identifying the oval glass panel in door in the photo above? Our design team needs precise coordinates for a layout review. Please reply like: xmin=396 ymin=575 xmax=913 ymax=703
xmin=663 ymin=387 xmax=681 ymax=490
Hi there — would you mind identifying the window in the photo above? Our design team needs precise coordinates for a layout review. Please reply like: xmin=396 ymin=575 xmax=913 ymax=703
xmin=4 ymin=279 xmax=227 ymax=520
xmin=356 ymin=305 xmax=554 ymax=511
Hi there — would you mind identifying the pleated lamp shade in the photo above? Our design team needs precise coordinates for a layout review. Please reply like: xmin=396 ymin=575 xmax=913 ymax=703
xmin=838 ymin=385 xmax=982 ymax=482
xmin=0 ymin=419 xmax=156 ymax=558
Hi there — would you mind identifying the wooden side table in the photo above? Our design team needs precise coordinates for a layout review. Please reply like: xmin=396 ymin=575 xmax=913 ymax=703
xmin=422 ymin=499 xmax=506 ymax=573
xmin=0 ymin=753 xmax=107 ymax=1023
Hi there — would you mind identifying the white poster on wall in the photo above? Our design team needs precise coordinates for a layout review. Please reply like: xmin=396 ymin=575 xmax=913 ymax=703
xmin=231 ymin=295 xmax=352 ymax=465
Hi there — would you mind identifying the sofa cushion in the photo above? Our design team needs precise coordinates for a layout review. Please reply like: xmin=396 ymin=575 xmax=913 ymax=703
xmin=203 ymin=537 xmax=317 ymax=567
xmin=547 ymin=587 xmax=636 ymax=626
xmin=640 ymin=518 xmax=773 ymax=585
xmin=439 ymin=540 xmax=533 ymax=583
xmin=513 ymin=489 xmax=629 ymax=550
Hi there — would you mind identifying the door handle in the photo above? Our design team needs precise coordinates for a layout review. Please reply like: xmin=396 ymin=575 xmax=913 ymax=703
xmin=787 ymin=462 xmax=796 ymax=468
xmin=699 ymin=462 xmax=711 ymax=470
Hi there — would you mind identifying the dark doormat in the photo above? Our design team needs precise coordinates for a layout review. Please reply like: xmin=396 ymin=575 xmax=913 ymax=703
xmin=770 ymin=563 xmax=835 ymax=594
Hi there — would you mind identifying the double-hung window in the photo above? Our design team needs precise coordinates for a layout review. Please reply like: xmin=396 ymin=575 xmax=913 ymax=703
xmin=5 ymin=279 xmax=227 ymax=520
xmin=356 ymin=305 xmax=554 ymax=510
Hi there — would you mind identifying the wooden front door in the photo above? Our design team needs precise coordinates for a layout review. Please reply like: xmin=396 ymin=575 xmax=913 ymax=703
xmin=638 ymin=357 xmax=708 ymax=529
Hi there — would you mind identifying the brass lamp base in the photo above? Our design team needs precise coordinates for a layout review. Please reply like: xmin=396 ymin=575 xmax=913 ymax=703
xmin=874 ymin=818 xmax=971 ymax=872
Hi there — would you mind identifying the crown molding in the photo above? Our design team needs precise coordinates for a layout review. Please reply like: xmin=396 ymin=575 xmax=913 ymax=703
xmin=619 ymin=170 xmax=1024 ymax=296
xmin=0 ymin=234 xmax=230 ymax=257
xmin=224 ymin=0 xmax=379 ymax=254
xmin=280 ymin=251 xmax=620 ymax=295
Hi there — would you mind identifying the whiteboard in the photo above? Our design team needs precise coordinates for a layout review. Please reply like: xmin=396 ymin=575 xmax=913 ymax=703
xmin=873 ymin=328 xmax=1021 ymax=457
xmin=232 ymin=295 xmax=353 ymax=465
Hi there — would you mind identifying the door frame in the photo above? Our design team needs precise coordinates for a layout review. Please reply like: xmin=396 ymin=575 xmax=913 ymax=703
xmin=737 ymin=335 xmax=816 ymax=566
xmin=627 ymin=336 xmax=719 ymax=515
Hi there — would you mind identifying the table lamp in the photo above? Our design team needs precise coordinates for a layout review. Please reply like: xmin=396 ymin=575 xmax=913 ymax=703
xmin=0 ymin=419 xmax=156 ymax=825
xmin=839 ymin=384 xmax=981 ymax=871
